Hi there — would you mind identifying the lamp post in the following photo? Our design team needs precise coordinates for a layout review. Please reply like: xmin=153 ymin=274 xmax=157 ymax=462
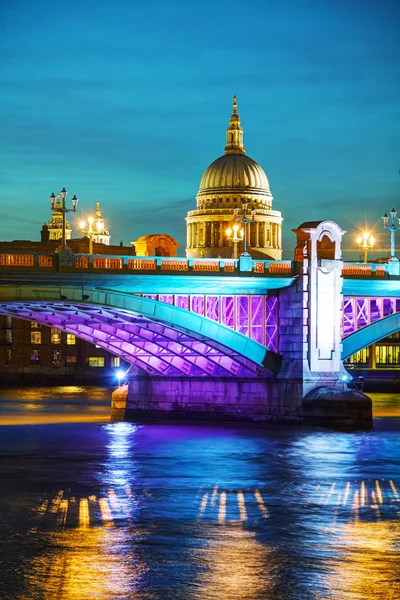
xmin=225 ymin=223 xmax=244 ymax=259
xmin=49 ymin=187 xmax=78 ymax=252
xmin=80 ymin=215 xmax=103 ymax=254
xmin=356 ymin=231 xmax=375 ymax=263
xmin=232 ymin=201 xmax=256 ymax=256
xmin=382 ymin=208 xmax=400 ymax=262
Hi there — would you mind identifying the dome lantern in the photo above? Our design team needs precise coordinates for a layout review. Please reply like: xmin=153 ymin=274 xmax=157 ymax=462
xmin=224 ymin=94 xmax=245 ymax=155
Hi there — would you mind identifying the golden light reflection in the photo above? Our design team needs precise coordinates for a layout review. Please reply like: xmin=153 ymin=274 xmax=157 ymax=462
xmin=343 ymin=481 xmax=351 ymax=506
xmin=59 ymin=499 xmax=68 ymax=526
xmin=389 ymin=480 xmax=399 ymax=500
xmin=254 ymin=489 xmax=269 ymax=518
xmin=23 ymin=527 xmax=147 ymax=599
xmin=353 ymin=490 xmax=359 ymax=522
xmin=193 ymin=528 xmax=273 ymax=600
xmin=79 ymin=498 xmax=89 ymax=529
xmin=50 ymin=490 xmax=64 ymax=513
xmin=375 ymin=480 xmax=384 ymax=504
xmin=218 ymin=492 xmax=226 ymax=524
xmin=99 ymin=497 xmax=114 ymax=527
xmin=360 ymin=481 xmax=367 ymax=507
xmin=326 ymin=520 xmax=400 ymax=599
xmin=237 ymin=491 xmax=247 ymax=521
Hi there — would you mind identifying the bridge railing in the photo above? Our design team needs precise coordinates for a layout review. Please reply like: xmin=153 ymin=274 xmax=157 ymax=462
xmin=0 ymin=252 xmax=295 ymax=275
xmin=1 ymin=252 xmax=398 ymax=277
xmin=342 ymin=263 xmax=388 ymax=276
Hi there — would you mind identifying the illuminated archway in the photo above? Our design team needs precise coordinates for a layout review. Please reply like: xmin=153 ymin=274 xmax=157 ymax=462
xmin=0 ymin=287 xmax=280 ymax=377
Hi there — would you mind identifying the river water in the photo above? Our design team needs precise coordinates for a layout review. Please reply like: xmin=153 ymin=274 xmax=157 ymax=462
xmin=0 ymin=387 xmax=399 ymax=600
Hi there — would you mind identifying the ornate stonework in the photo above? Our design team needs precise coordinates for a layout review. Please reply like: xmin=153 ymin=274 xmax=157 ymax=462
xmin=185 ymin=96 xmax=283 ymax=259
xmin=45 ymin=194 xmax=72 ymax=241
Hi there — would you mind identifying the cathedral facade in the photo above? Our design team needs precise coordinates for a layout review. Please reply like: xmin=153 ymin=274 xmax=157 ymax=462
xmin=185 ymin=97 xmax=283 ymax=259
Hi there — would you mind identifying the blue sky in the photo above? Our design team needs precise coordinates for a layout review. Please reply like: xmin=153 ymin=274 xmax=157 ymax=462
xmin=0 ymin=0 xmax=399 ymax=259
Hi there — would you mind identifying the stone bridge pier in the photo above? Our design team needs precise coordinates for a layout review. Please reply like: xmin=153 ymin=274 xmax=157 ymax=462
xmin=113 ymin=220 xmax=372 ymax=429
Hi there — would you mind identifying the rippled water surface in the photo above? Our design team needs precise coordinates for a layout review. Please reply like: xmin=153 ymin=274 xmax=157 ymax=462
xmin=0 ymin=387 xmax=399 ymax=600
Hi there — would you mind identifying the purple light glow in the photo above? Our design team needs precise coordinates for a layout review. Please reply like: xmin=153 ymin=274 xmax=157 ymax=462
xmin=144 ymin=293 xmax=279 ymax=351
xmin=0 ymin=302 xmax=267 ymax=378
xmin=343 ymin=296 xmax=400 ymax=338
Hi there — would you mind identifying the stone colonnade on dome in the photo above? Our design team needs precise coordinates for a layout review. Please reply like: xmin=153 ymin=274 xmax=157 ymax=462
xmin=186 ymin=215 xmax=282 ymax=258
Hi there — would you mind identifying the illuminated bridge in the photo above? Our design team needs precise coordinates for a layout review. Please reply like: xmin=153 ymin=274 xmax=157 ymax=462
xmin=0 ymin=220 xmax=398 ymax=426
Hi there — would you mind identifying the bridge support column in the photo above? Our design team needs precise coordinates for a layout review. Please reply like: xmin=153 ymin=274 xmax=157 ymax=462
xmin=278 ymin=220 xmax=372 ymax=429
xmin=112 ymin=375 xmax=304 ymax=424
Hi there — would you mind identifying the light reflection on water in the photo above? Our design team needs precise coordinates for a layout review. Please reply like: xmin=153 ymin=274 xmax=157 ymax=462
xmin=0 ymin=387 xmax=399 ymax=599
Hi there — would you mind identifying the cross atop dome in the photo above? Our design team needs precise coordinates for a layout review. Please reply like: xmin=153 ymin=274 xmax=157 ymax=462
xmin=225 ymin=94 xmax=245 ymax=155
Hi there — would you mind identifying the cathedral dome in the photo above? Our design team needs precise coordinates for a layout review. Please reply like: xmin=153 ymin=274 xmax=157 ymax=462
xmin=198 ymin=153 xmax=270 ymax=196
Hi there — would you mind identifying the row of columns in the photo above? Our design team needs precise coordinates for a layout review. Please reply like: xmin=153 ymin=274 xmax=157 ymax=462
xmin=187 ymin=221 xmax=282 ymax=249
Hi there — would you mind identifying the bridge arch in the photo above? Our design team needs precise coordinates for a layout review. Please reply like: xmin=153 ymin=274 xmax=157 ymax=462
xmin=342 ymin=313 xmax=400 ymax=359
xmin=0 ymin=285 xmax=280 ymax=377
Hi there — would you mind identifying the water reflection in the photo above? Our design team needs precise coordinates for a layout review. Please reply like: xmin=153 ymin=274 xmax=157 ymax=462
xmin=25 ymin=527 xmax=147 ymax=600
xmin=0 ymin=389 xmax=399 ymax=599
xmin=193 ymin=528 xmax=273 ymax=600
xmin=326 ymin=520 xmax=400 ymax=598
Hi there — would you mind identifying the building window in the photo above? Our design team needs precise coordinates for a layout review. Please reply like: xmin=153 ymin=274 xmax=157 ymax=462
xmin=51 ymin=328 xmax=61 ymax=344
xmin=111 ymin=356 xmax=120 ymax=367
xmin=376 ymin=345 xmax=400 ymax=366
xmin=31 ymin=322 xmax=41 ymax=329
xmin=5 ymin=316 xmax=12 ymax=328
xmin=6 ymin=330 xmax=12 ymax=344
xmin=66 ymin=334 xmax=76 ymax=345
xmin=30 ymin=349 xmax=41 ymax=365
xmin=66 ymin=355 xmax=77 ymax=363
xmin=87 ymin=357 xmax=105 ymax=367
xmin=31 ymin=331 xmax=41 ymax=344
xmin=51 ymin=350 xmax=62 ymax=366
xmin=346 ymin=348 xmax=369 ymax=365
xmin=5 ymin=349 xmax=11 ymax=365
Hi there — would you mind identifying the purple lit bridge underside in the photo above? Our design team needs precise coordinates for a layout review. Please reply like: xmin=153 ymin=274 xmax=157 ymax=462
xmin=0 ymin=290 xmax=280 ymax=377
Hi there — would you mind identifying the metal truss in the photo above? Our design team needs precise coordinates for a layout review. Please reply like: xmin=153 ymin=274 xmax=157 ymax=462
xmin=0 ymin=301 xmax=267 ymax=378
xmin=140 ymin=293 xmax=279 ymax=353
xmin=343 ymin=296 xmax=400 ymax=337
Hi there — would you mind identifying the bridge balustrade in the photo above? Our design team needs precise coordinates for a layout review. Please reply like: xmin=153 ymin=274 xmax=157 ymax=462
xmin=1 ymin=253 xmax=35 ymax=267
xmin=0 ymin=251 xmax=297 ymax=276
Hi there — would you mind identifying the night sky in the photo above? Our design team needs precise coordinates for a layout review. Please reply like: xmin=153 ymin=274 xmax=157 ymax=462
xmin=1 ymin=0 xmax=399 ymax=259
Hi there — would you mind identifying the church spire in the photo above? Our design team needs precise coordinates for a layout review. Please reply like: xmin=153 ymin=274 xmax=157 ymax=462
xmin=224 ymin=94 xmax=245 ymax=155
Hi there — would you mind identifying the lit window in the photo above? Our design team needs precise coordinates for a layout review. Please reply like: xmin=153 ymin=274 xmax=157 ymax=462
xmin=66 ymin=355 xmax=77 ymax=363
xmin=31 ymin=322 xmax=41 ymax=329
xmin=30 ymin=349 xmax=41 ymax=365
xmin=5 ymin=316 xmax=12 ymax=328
xmin=51 ymin=328 xmax=61 ymax=344
xmin=6 ymin=330 xmax=12 ymax=344
xmin=111 ymin=356 xmax=120 ymax=367
xmin=31 ymin=331 xmax=41 ymax=344
xmin=88 ymin=357 xmax=105 ymax=367
xmin=66 ymin=334 xmax=76 ymax=345
xmin=51 ymin=350 xmax=62 ymax=366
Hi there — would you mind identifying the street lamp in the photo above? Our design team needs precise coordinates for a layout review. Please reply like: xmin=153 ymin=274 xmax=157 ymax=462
xmin=49 ymin=187 xmax=78 ymax=252
xmin=79 ymin=215 xmax=103 ymax=254
xmin=225 ymin=223 xmax=244 ymax=259
xmin=356 ymin=231 xmax=375 ymax=263
xmin=232 ymin=201 xmax=256 ymax=257
xmin=382 ymin=208 xmax=400 ymax=262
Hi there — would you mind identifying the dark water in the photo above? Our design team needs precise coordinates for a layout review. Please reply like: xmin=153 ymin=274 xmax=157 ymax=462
xmin=0 ymin=387 xmax=399 ymax=600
